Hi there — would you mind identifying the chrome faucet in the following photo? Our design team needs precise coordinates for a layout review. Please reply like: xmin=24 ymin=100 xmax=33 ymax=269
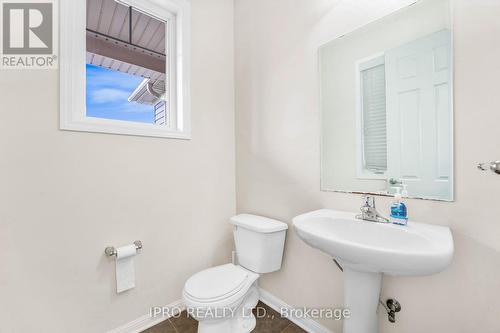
xmin=356 ymin=196 xmax=389 ymax=223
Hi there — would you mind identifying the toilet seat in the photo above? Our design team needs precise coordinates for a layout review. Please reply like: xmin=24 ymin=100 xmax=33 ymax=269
xmin=184 ymin=264 xmax=252 ymax=303
xmin=183 ymin=264 xmax=259 ymax=306
xmin=183 ymin=264 xmax=261 ymax=333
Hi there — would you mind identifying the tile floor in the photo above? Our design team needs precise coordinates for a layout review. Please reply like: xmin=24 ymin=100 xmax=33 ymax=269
xmin=143 ymin=301 xmax=307 ymax=333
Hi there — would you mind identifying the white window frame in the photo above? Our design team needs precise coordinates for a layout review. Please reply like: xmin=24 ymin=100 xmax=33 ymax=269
xmin=59 ymin=0 xmax=191 ymax=139
xmin=355 ymin=53 xmax=387 ymax=180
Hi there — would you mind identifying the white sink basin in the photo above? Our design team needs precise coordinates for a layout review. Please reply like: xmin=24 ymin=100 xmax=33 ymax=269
xmin=293 ymin=209 xmax=453 ymax=276
xmin=293 ymin=209 xmax=454 ymax=333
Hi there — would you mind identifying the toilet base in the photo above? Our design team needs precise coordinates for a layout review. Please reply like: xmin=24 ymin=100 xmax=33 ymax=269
xmin=198 ymin=313 xmax=256 ymax=333
xmin=196 ymin=285 xmax=259 ymax=333
xmin=232 ymin=313 xmax=256 ymax=333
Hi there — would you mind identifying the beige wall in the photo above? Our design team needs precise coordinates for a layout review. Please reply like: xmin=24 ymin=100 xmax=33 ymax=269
xmin=0 ymin=0 xmax=235 ymax=332
xmin=235 ymin=0 xmax=500 ymax=332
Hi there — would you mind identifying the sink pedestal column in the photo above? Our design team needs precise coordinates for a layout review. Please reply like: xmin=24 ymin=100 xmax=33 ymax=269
xmin=343 ymin=267 xmax=382 ymax=333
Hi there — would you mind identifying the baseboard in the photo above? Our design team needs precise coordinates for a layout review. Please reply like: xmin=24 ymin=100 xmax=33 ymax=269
xmin=106 ymin=299 xmax=184 ymax=333
xmin=107 ymin=289 xmax=334 ymax=333
xmin=258 ymin=288 xmax=335 ymax=333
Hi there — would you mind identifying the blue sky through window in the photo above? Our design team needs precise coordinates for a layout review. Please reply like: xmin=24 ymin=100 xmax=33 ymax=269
xmin=86 ymin=64 xmax=154 ymax=124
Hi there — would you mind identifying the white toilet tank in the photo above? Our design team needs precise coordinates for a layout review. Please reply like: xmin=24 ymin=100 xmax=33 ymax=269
xmin=230 ymin=214 xmax=288 ymax=273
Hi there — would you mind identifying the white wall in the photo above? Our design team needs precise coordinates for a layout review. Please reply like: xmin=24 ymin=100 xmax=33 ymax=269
xmin=0 ymin=0 xmax=235 ymax=332
xmin=235 ymin=0 xmax=500 ymax=332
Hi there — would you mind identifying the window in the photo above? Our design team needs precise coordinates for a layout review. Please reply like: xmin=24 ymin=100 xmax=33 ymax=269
xmin=86 ymin=64 xmax=161 ymax=124
xmin=60 ymin=0 xmax=190 ymax=139
xmin=85 ymin=2 xmax=167 ymax=125
xmin=356 ymin=55 xmax=387 ymax=178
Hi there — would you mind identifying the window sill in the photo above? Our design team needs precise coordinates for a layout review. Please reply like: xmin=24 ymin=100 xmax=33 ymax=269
xmin=60 ymin=118 xmax=191 ymax=139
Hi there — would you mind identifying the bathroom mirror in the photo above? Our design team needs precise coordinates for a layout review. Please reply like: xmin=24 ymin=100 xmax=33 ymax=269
xmin=320 ymin=0 xmax=453 ymax=201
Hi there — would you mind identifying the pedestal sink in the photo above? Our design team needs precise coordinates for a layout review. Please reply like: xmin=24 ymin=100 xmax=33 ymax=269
xmin=293 ymin=209 xmax=453 ymax=333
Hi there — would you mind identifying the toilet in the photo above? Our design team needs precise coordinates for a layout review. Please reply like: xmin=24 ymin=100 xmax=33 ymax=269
xmin=183 ymin=214 xmax=288 ymax=333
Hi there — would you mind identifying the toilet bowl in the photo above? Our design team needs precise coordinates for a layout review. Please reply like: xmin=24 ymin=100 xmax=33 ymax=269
xmin=183 ymin=264 xmax=260 ymax=333
xmin=183 ymin=214 xmax=288 ymax=333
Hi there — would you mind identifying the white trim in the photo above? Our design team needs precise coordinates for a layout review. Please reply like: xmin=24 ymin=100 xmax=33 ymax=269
xmin=128 ymin=79 xmax=150 ymax=102
xmin=59 ymin=0 xmax=191 ymax=139
xmin=106 ymin=299 xmax=185 ymax=333
xmin=258 ymin=288 xmax=335 ymax=333
xmin=448 ymin=0 xmax=455 ymax=202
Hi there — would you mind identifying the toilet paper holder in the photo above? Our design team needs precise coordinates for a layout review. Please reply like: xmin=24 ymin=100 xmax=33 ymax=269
xmin=105 ymin=240 xmax=142 ymax=257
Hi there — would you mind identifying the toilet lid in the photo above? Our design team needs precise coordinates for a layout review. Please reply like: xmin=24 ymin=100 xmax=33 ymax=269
xmin=184 ymin=264 xmax=249 ymax=301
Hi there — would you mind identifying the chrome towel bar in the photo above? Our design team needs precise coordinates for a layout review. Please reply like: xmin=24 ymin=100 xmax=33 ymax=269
xmin=477 ymin=161 xmax=500 ymax=174
xmin=105 ymin=240 xmax=142 ymax=257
